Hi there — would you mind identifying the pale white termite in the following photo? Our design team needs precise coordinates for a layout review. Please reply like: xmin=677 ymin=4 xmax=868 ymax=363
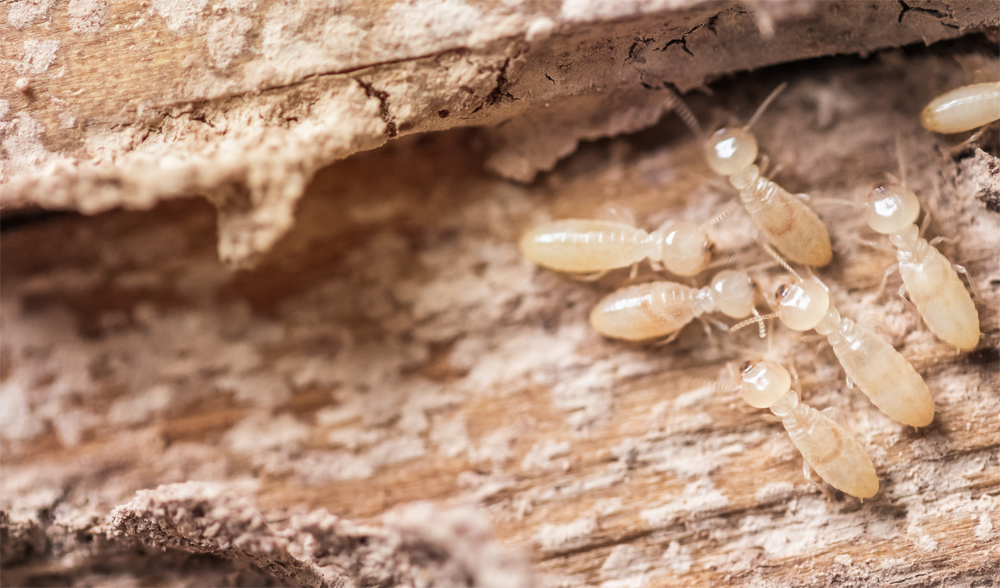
xmin=864 ymin=180 xmax=980 ymax=351
xmin=696 ymin=84 xmax=833 ymax=267
xmin=735 ymin=258 xmax=934 ymax=428
xmin=519 ymin=217 xmax=714 ymax=278
xmin=739 ymin=360 xmax=879 ymax=499
xmin=920 ymin=81 xmax=1000 ymax=134
xmin=589 ymin=269 xmax=754 ymax=341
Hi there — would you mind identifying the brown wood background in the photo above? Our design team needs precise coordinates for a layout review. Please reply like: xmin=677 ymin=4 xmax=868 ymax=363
xmin=2 ymin=2 xmax=999 ymax=587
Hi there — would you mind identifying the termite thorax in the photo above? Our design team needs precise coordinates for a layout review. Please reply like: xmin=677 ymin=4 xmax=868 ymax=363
xmin=693 ymin=287 xmax=717 ymax=316
xmin=889 ymin=225 xmax=926 ymax=256
xmin=813 ymin=308 xmax=841 ymax=336
xmin=729 ymin=164 xmax=760 ymax=192
xmin=769 ymin=390 xmax=800 ymax=418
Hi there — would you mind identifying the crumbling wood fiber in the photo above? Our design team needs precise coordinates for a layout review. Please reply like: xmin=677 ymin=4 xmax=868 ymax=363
xmin=2 ymin=1 xmax=999 ymax=587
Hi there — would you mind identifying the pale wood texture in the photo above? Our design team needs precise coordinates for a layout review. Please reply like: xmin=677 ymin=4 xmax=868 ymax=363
xmin=3 ymin=2 xmax=1000 ymax=587
xmin=2 ymin=0 xmax=997 ymax=265
xmin=3 ymin=44 xmax=1000 ymax=586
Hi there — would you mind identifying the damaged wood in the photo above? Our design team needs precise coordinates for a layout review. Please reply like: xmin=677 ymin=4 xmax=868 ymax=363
xmin=2 ymin=0 xmax=997 ymax=265
xmin=2 ymin=2 xmax=999 ymax=587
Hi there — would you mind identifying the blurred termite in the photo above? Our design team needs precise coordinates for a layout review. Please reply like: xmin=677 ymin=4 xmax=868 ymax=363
xmin=672 ymin=84 xmax=833 ymax=267
xmin=519 ymin=208 xmax=731 ymax=278
xmin=737 ymin=359 xmax=879 ymax=499
xmin=733 ymin=247 xmax=934 ymax=428
xmin=864 ymin=179 xmax=980 ymax=351
xmin=589 ymin=269 xmax=755 ymax=342
xmin=920 ymin=81 xmax=1000 ymax=134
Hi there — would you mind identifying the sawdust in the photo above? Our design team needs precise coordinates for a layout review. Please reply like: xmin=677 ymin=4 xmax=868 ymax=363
xmin=68 ymin=0 xmax=107 ymax=33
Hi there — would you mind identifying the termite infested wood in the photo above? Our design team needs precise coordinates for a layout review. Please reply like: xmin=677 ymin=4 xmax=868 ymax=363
xmin=2 ymin=39 xmax=1000 ymax=588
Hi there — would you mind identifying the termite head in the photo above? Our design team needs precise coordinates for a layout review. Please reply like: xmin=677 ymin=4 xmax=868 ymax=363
xmin=739 ymin=360 xmax=791 ymax=409
xmin=709 ymin=269 xmax=754 ymax=318
xmin=657 ymin=220 xmax=712 ymax=277
xmin=865 ymin=182 xmax=921 ymax=234
xmin=774 ymin=278 xmax=829 ymax=331
xmin=705 ymin=127 xmax=758 ymax=176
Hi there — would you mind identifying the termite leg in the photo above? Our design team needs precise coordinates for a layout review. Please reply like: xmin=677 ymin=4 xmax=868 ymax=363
xmin=954 ymin=264 xmax=994 ymax=310
xmin=806 ymin=197 xmax=862 ymax=208
xmin=801 ymin=461 xmax=832 ymax=498
xmin=758 ymin=154 xmax=771 ymax=178
xmin=595 ymin=203 xmax=637 ymax=225
xmin=945 ymin=123 xmax=993 ymax=158
xmin=788 ymin=363 xmax=801 ymax=395
xmin=649 ymin=259 xmax=665 ymax=273
xmin=898 ymin=283 xmax=918 ymax=314
xmin=696 ymin=316 xmax=726 ymax=349
xmin=650 ymin=329 xmax=684 ymax=348
xmin=858 ymin=314 xmax=893 ymax=340
xmin=918 ymin=206 xmax=933 ymax=238
xmin=929 ymin=234 xmax=959 ymax=247
xmin=797 ymin=332 xmax=828 ymax=354
xmin=570 ymin=270 xmax=610 ymax=282
xmin=953 ymin=264 xmax=981 ymax=299
xmin=873 ymin=263 xmax=900 ymax=301
xmin=854 ymin=237 xmax=895 ymax=254
xmin=760 ymin=432 xmax=783 ymax=468
xmin=629 ymin=263 xmax=640 ymax=281
xmin=820 ymin=406 xmax=850 ymax=432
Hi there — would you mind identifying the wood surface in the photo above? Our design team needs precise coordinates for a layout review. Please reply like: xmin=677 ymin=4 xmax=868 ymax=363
xmin=2 ymin=2 xmax=1000 ymax=587
xmin=3 ymin=0 xmax=996 ymax=265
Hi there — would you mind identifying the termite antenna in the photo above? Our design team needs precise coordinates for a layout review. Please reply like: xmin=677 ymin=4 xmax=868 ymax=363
xmin=731 ymin=310 xmax=779 ymax=334
xmin=745 ymin=82 xmax=788 ymax=131
xmin=752 ymin=308 xmax=767 ymax=339
xmin=765 ymin=313 xmax=775 ymax=357
xmin=667 ymin=88 xmax=705 ymax=138
xmin=894 ymin=133 xmax=909 ymax=185
xmin=700 ymin=197 xmax=740 ymax=230
xmin=884 ymin=171 xmax=902 ymax=185
xmin=679 ymin=376 xmax=738 ymax=396
xmin=744 ymin=258 xmax=780 ymax=273
xmin=760 ymin=242 xmax=802 ymax=282
xmin=704 ymin=250 xmax=757 ymax=271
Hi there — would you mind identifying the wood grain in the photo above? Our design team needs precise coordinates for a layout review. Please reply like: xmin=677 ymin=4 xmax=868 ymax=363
xmin=2 ymin=21 xmax=1000 ymax=588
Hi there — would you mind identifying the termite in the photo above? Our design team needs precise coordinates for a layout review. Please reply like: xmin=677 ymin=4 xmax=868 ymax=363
xmin=920 ymin=81 xmax=1000 ymax=134
xmin=864 ymin=180 xmax=980 ymax=351
xmin=519 ymin=217 xmax=715 ymax=278
xmin=589 ymin=269 xmax=754 ymax=341
xmin=675 ymin=83 xmax=833 ymax=267
xmin=738 ymin=359 xmax=879 ymax=499
xmin=734 ymin=249 xmax=934 ymax=428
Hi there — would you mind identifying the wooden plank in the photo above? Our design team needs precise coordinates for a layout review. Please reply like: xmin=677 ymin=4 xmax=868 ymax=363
xmin=2 ymin=20 xmax=999 ymax=588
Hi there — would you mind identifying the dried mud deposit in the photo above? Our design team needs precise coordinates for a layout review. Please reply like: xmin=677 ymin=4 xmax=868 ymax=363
xmin=2 ymin=1 xmax=1000 ymax=587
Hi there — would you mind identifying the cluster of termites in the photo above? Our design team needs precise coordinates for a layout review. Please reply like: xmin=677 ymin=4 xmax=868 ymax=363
xmin=521 ymin=80 xmax=997 ymax=500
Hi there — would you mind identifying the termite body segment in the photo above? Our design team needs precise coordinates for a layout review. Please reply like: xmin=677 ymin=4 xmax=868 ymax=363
xmin=741 ymin=361 xmax=879 ymax=499
xmin=520 ymin=219 xmax=711 ymax=276
xmin=590 ymin=270 xmax=753 ymax=341
xmin=703 ymin=106 xmax=832 ymax=267
xmin=865 ymin=183 xmax=980 ymax=351
xmin=774 ymin=279 xmax=934 ymax=427
xmin=729 ymin=164 xmax=833 ymax=267
xmin=921 ymin=82 xmax=1000 ymax=134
